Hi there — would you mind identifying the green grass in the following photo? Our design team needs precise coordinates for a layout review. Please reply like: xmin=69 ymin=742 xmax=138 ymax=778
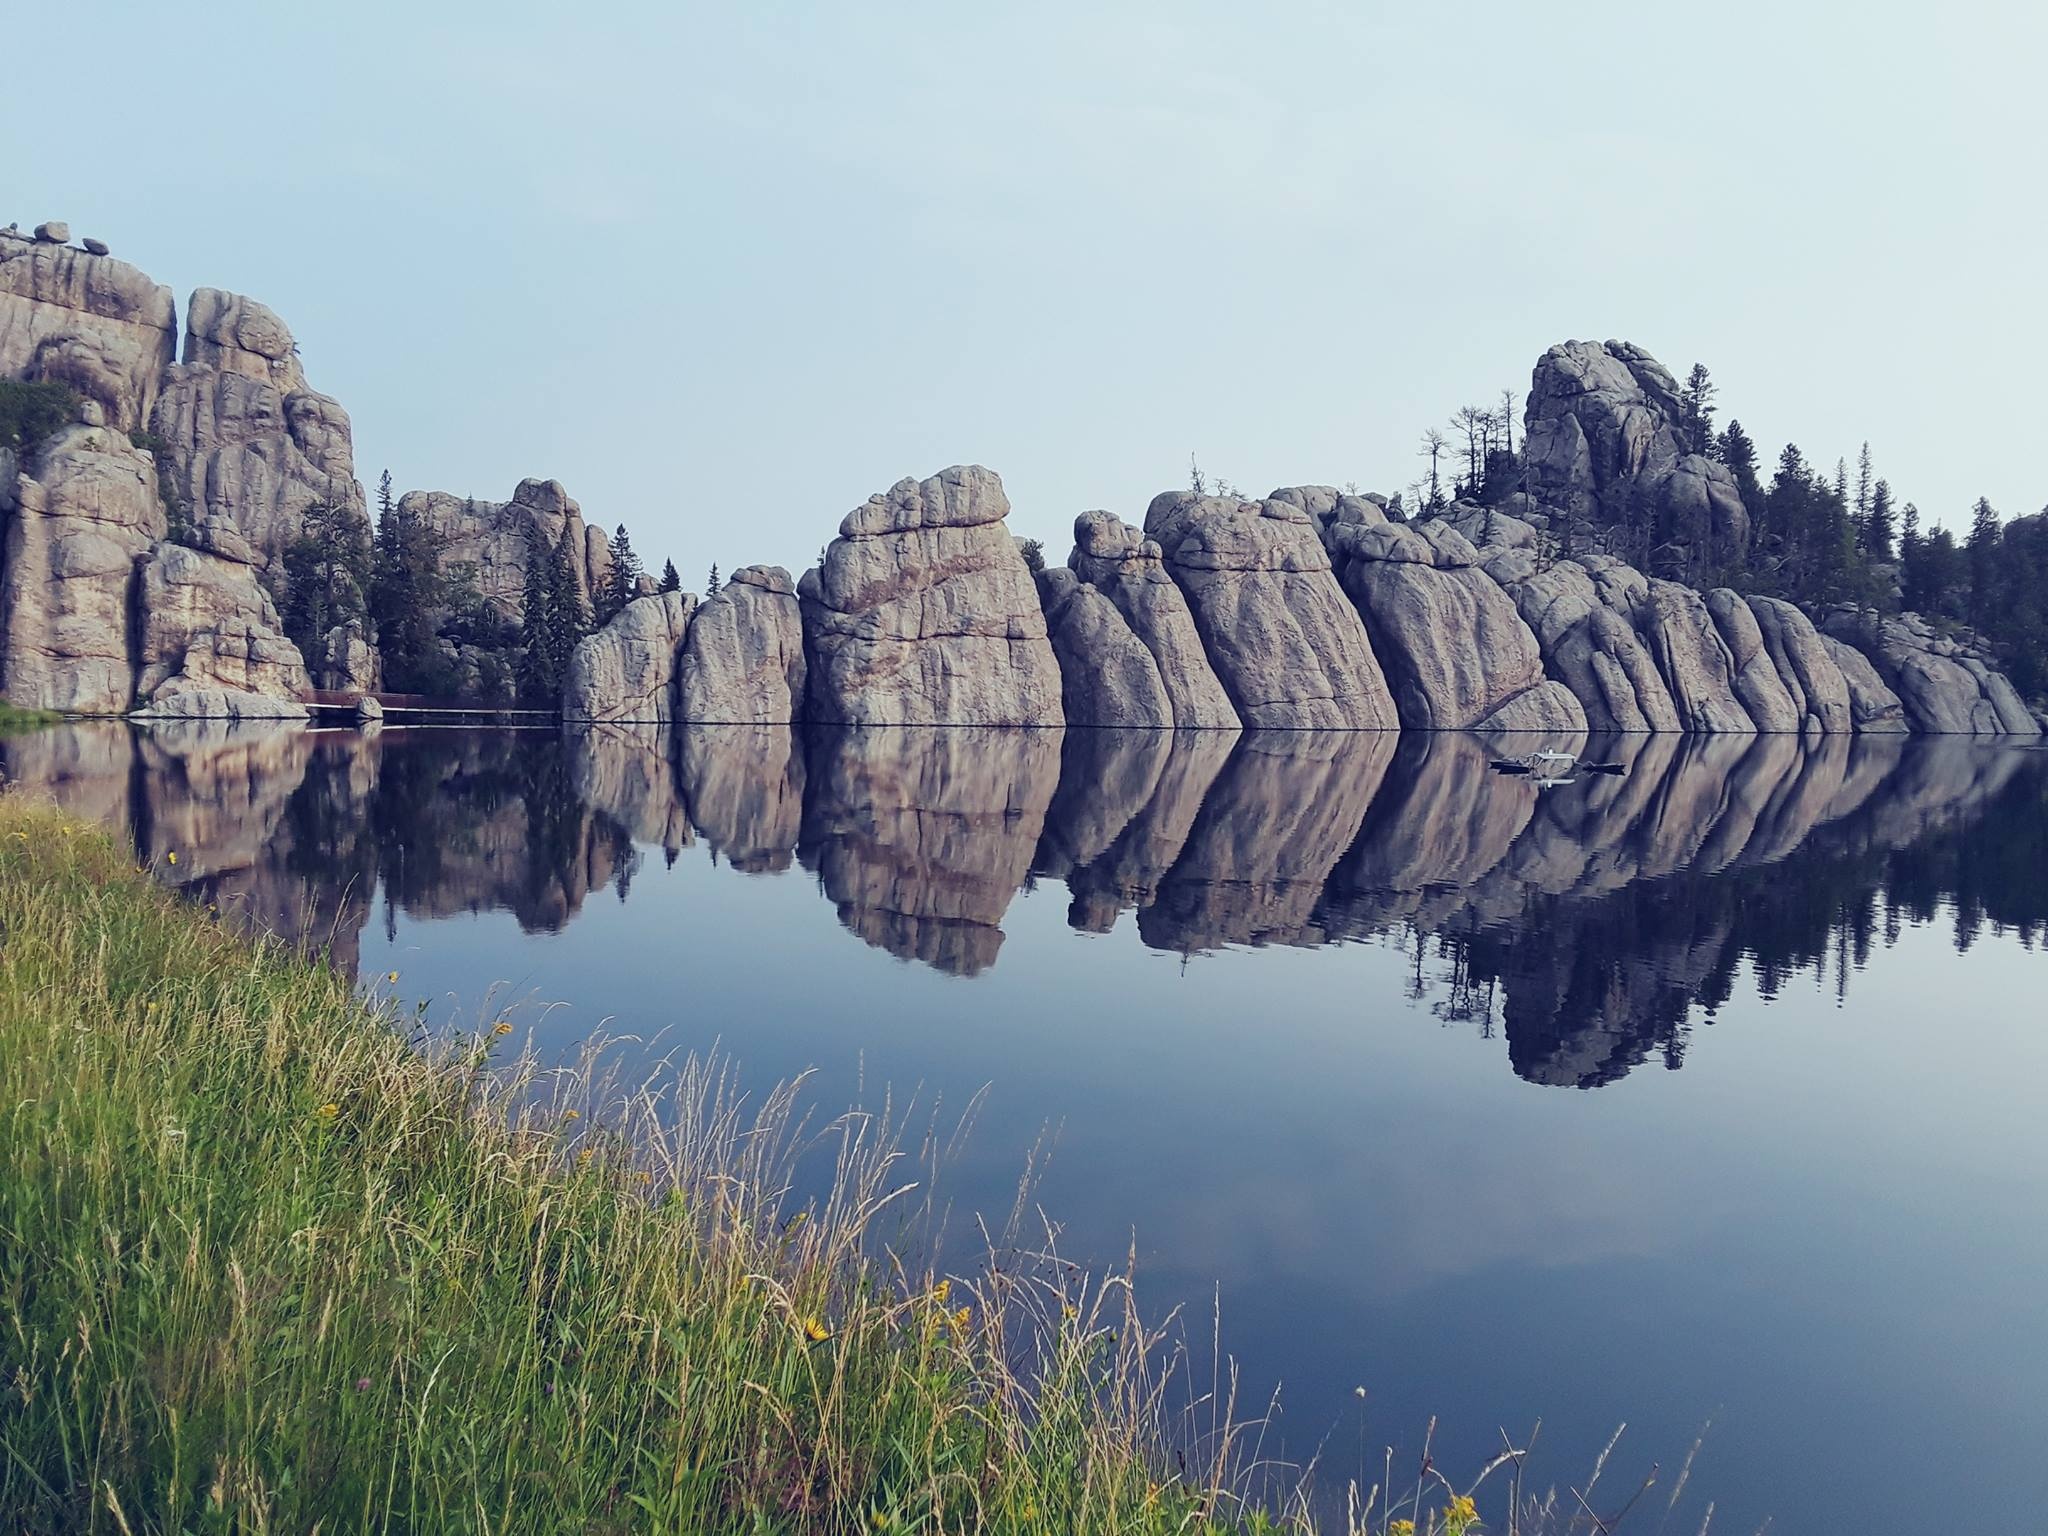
xmin=0 ymin=700 xmax=61 ymax=735
xmin=0 ymin=797 xmax=1344 ymax=1534
xmin=0 ymin=796 xmax=1608 ymax=1535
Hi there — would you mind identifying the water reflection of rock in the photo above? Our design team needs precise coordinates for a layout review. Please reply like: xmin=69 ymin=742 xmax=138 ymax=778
xmin=569 ymin=723 xmax=691 ymax=858
xmin=8 ymin=719 xmax=2041 ymax=1087
xmin=1136 ymin=730 xmax=1396 ymax=952
xmin=798 ymin=726 xmax=1062 ymax=976
xmin=678 ymin=723 xmax=805 ymax=873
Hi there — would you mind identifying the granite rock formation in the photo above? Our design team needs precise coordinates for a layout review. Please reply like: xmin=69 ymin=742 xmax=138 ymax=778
xmin=1142 ymin=489 xmax=1396 ymax=729
xmin=1821 ymin=610 xmax=2040 ymax=735
xmin=678 ymin=564 xmax=806 ymax=723
xmin=132 ymin=540 xmax=311 ymax=718
xmin=1522 ymin=339 xmax=1748 ymax=573
xmin=1 ymin=423 xmax=166 ymax=712
xmin=1308 ymin=489 xmax=1585 ymax=732
xmin=1034 ymin=566 xmax=1175 ymax=727
xmin=1065 ymin=511 xmax=1239 ymax=728
xmin=562 ymin=590 xmax=695 ymax=723
xmin=799 ymin=466 xmax=1063 ymax=726
xmin=0 ymin=228 xmax=177 ymax=431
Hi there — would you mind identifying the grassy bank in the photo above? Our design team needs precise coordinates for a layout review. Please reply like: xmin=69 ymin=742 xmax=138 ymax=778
xmin=0 ymin=699 xmax=59 ymax=734
xmin=0 ymin=796 xmax=1564 ymax=1535
xmin=0 ymin=798 xmax=1301 ymax=1533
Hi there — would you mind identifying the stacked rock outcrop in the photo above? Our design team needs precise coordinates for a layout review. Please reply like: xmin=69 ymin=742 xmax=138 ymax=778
xmin=1141 ymin=489 xmax=1396 ymax=729
xmin=1 ymin=223 xmax=357 ymax=716
xmin=798 ymin=466 xmax=1063 ymax=726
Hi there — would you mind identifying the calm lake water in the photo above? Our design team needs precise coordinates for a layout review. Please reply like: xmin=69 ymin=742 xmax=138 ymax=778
xmin=7 ymin=719 xmax=2046 ymax=1533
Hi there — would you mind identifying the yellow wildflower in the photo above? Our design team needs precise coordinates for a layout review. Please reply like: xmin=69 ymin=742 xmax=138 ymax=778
xmin=386 ymin=971 xmax=399 ymax=983
xmin=562 ymin=1110 xmax=579 ymax=1121
xmin=930 ymin=1279 xmax=950 ymax=1305
xmin=493 ymin=1021 xmax=514 ymax=1035
xmin=637 ymin=1170 xmax=653 ymax=1185
xmin=166 ymin=851 xmax=176 ymax=865
xmin=1391 ymin=1522 xmax=1415 ymax=1536
xmin=1062 ymin=1304 xmax=1078 ymax=1321
xmin=577 ymin=1149 xmax=595 ymax=1166
xmin=799 ymin=1315 xmax=831 ymax=1343
xmin=315 ymin=1103 xmax=339 ymax=1120
xmin=1449 ymin=1494 xmax=1478 ymax=1521
xmin=949 ymin=1306 xmax=972 ymax=1334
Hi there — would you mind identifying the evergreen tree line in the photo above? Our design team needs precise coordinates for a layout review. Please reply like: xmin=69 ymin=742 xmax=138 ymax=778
xmin=277 ymin=470 xmax=682 ymax=704
xmin=1417 ymin=362 xmax=2048 ymax=706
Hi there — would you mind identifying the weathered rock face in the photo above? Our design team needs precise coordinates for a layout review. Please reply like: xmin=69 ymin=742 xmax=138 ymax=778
xmin=1816 ymin=635 xmax=1909 ymax=733
xmin=1522 ymin=339 xmax=1747 ymax=573
xmin=678 ymin=723 xmax=806 ymax=872
xmin=1461 ymin=520 xmax=1682 ymax=733
xmin=1 ymin=424 xmax=164 ymax=712
xmin=1704 ymin=588 xmax=1801 ymax=732
xmin=678 ymin=564 xmax=805 ymax=723
xmin=567 ymin=723 xmax=691 ymax=856
xmin=799 ymin=466 xmax=1063 ymax=726
xmin=798 ymin=725 xmax=1062 ymax=975
xmin=562 ymin=590 xmax=695 ymax=723
xmin=132 ymin=541 xmax=311 ymax=717
xmin=1142 ymin=489 xmax=1396 ymax=729
xmin=151 ymin=288 xmax=366 ymax=587
xmin=1635 ymin=581 xmax=1756 ymax=733
xmin=1034 ymin=566 xmax=1173 ymax=727
xmin=313 ymin=617 xmax=381 ymax=693
xmin=1312 ymin=491 xmax=1585 ymax=733
xmin=1748 ymin=597 xmax=1853 ymax=734
xmin=0 ymin=229 xmax=177 ymax=431
xmin=1066 ymin=511 xmax=1238 ymax=728
xmin=1823 ymin=611 xmax=2042 ymax=735
xmin=403 ymin=478 xmax=610 ymax=635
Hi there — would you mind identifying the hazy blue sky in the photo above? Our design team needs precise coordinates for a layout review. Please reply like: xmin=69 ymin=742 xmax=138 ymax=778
xmin=13 ymin=0 xmax=2043 ymax=578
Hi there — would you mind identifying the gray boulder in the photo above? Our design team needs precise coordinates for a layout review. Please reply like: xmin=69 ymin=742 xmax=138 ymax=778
xmin=1068 ymin=511 xmax=1238 ymax=727
xmin=399 ymin=478 xmax=609 ymax=643
xmin=1318 ymin=497 xmax=1585 ymax=732
xmin=1823 ymin=610 xmax=2040 ymax=735
xmin=1705 ymin=588 xmax=1801 ymax=732
xmin=1817 ymin=635 xmax=1910 ymax=733
xmin=33 ymin=222 xmax=70 ymax=244
xmin=1035 ymin=566 xmax=1174 ymax=727
xmin=150 ymin=287 xmax=367 ymax=585
xmin=1748 ymin=596 xmax=1853 ymax=734
xmin=562 ymin=590 xmax=696 ymax=723
xmin=1523 ymin=339 xmax=1748 ymax=572
xmin=0 ymin=234 xmax=177 ymax=431
xmin=1635 ymin=581 xmax=1756 ymax=732
xmin=678 ymin=564 xmax=806 ymax=723
xmin=1470 ymin=538 xmax=1681 ymax=733
xmin=0 ymin=423 xmax=165 ymax=713
xmin=799 ymin=465 xmax=1063 ymax=726
xmin=1142 ymin=489 xmax=1396 ymax=729
xmin=133 ymin=541 xmax=312 ymax=714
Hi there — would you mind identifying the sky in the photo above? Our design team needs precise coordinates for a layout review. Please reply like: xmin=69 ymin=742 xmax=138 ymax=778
xmin=10 ymin=0 xmax=2044 ymax=580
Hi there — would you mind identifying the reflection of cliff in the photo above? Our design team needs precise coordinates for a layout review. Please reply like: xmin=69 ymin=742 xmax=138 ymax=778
xmin=7 ymin=721 xmax=2041 ymax=1084
xmin=798 ymin=727 xmax=1061 ymax=977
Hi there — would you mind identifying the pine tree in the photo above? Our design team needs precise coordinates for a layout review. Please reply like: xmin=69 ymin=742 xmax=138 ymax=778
xmin=1854 ymin=443 xmax=1874 ymax=525
xmin=706 ymin=563 xmax=722 ymax=597
xmin=517 ymin=526 xmax=557 ymax=703
xmin=551 ymin=525 xmax=587 ymax=670
xmin=1968 ymin=497 xmax=2001 ymax=628
xmin=1866 ymin=479 xmax=1897 ymax=564
xmin=605 ymin=524 xmax=643 ymax=622
xmin=659 ymin=558 xmax=680 ymax=593
xmin=1717 ymin=420 xmax=1761 ymax=509
xmin=1679 ymin=364 xmax=1718 ymax=453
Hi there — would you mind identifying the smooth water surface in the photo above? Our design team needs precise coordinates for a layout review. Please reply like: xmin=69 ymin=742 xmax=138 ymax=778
xmin=8 ymin=720 xmax=2046 ymax=1533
